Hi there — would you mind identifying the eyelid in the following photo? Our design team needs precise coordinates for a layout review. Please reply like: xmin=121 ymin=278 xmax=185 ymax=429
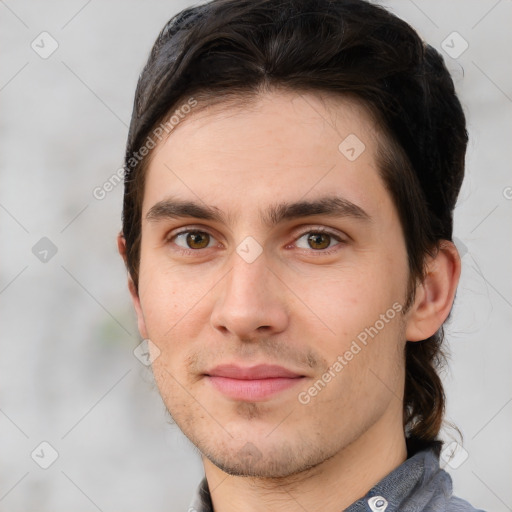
xmin=166 ymin=224 xmax=221 ymax=241
xmin=291 ymin=225 xmax=348 ymax=242
xmin=298 ymin=225 xmax=342 ymax=234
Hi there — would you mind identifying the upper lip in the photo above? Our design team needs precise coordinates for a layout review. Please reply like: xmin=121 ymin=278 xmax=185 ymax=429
xmin=206 ymin=364 xmax=304 ymax=380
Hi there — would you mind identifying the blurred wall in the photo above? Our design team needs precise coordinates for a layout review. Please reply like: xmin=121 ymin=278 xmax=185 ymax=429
xmin=1 ymin=0 xmax=510 ymax=510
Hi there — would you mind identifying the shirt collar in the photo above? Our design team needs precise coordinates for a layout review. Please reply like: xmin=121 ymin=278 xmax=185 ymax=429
xmin=345 ymin=441 xmax=449 ymax=512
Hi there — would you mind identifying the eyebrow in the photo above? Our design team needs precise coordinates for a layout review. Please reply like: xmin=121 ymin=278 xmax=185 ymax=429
xmin=146 ymin=195 xmax=371 ymax=226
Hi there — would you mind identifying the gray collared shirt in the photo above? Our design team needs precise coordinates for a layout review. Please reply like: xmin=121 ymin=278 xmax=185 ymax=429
xmin=188 ymin=444 xmax=485 ymax=511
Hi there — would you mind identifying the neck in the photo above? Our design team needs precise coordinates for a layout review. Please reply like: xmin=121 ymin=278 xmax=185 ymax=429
xmin=202 ymin=414 xmax=407 ymax=512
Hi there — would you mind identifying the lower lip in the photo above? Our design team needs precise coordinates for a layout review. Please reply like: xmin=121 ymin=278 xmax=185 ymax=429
xmin=206 ymin=376 xmax=304 ymax=401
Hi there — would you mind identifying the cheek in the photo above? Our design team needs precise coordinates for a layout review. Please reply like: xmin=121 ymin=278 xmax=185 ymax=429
xmin=137 ymin=258 xmax=179 ymax=340
xmin=295 ymin=254 xmax=407 ymax=398
xmin=299 ymin=263 xmax=404 ymax=337
xmin=137 ymin=257 xmax=217 ymax=352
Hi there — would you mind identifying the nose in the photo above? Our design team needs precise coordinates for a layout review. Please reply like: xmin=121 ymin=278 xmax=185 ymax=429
xmin=210 ymin=253 xmax=289 ymax=340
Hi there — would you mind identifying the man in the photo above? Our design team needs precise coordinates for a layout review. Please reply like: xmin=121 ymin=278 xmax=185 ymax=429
xmin=118 ymin=0 xmax=485 ymax=510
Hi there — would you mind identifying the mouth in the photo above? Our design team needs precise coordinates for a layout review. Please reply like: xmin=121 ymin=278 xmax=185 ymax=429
xmin=204 ymin=364 xmax=306 ymax=401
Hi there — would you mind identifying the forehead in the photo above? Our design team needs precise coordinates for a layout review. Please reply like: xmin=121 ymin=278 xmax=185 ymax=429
xmin=142 ymin=90 xmax=391 ymax=222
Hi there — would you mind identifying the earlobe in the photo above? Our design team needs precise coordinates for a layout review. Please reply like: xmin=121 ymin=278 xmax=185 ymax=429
xmin=405 ymin=241 xmax=461 ymax=342
xmin=117 ymin=232 xmax=148 ymax=339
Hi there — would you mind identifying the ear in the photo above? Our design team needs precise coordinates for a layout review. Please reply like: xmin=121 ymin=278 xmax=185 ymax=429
xmin=117 ymin=232 xmax=148 ymax=340
xmin=405 ymin=240 xmax=461 ymax=342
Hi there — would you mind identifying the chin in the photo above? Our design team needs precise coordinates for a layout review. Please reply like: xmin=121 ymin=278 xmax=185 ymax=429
xmin=199 ymin=436 xmax=336 ymax=479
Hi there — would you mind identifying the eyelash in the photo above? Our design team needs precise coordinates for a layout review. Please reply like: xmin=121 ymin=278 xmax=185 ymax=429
xmin=167 ymin=227 xmax=346 ymax=256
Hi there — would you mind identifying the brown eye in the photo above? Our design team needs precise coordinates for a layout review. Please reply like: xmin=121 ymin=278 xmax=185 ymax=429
xmin=186 ymin=231 xmax=210 ymax=249
xmin=173 ymin=230 xmax=215 ymax=251
xmin=295 ymin=230 xmax=343 ymax=252
xmin=307 ymin=232 xmax=331 ymax=250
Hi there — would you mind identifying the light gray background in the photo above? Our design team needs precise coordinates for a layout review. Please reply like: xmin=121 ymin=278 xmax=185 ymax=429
xmin=1 ymin=0 xmax=510 ymax=510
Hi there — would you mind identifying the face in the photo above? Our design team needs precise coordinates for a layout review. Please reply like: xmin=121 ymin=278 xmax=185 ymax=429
xmin=130 ymin=90 xmax=412 ymax=478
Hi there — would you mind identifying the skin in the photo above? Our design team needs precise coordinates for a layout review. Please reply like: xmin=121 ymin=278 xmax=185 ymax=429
xmin=118 ymin=90 xmax=460 ymax=512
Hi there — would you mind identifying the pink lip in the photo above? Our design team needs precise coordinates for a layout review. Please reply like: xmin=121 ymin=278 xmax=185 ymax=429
xmin=205 ymin=364 xmax=305 ymax=401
